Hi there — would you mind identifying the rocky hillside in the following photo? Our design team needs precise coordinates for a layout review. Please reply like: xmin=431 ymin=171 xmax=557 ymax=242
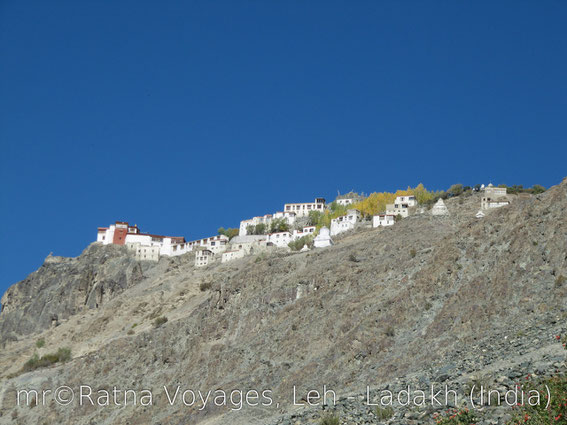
xmin=0 ymin=244 xmax=151 ymax=341
xmin=0 ymin=179 xmax=565 ymax=425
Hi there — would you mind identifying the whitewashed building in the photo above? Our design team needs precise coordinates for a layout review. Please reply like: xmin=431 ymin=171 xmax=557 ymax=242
xmin=330 ymin=209 xmax=361 ymax=236
xmin=293 ymin=226 xmax=316 ymax=239
xmin=127 ymin=244 xmax=160 ymax=262
xmin=195 ymin=249 xmax=214 ymax=267
xmin=395 ymin=195 xmax=417 ymax=207
xmin=272 ymin=211 xmax=296 ymax=226
xmin=431 ymin=198 xmax=449 ymax=216
xmin=229 ymin=235 xmax=269 ymax=253
xmin=284 ymin=198 xmax=326 ymax=217
xmin=372 ymin=214 xmax=395 ymax=227
xmin=222 ymin=235 xmax=275 ymax=263
xmin=239 ymin=214 xmax=273 ymax=236
xmin=313 ymin=226 xmax=333 ymax=248
xmin=221 ymin=250 xmax=246 ymax=263
xmin=386 ymin=204 xmax=408 ymax=218
xmin=385 ymin=195 xmax=417 ymax=218
xmin=97 ymin=221 xmax=190 ymax=259
xmin=335 ymin=193 xmax=364 ymax=207
xmin=336 ymin=198 xmax=355 ymax=206
xmin=187 ymin=235 xmax=229 ymax=254
xmin=481 ymin=184 xmax=510 ymax=210
xmin=267 ymin=231 xmax=293 ymax=248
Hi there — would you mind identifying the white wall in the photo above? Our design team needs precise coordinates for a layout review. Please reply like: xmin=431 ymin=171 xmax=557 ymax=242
xmin=330 ymin=211 xmax=359 ymax=236
xmin=313 ymin=227 xmax=333 ymax=248
xmin=221 ymin=250 xmax=246 ymax=263
xmin=267 ymin=232 xmax=292 ymax=247
xmin=373 ymin=215 xmax=395 ymax=227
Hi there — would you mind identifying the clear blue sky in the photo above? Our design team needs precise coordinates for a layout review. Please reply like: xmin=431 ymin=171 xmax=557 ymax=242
xmin=1 ymin=1 xmax=566 ymax=295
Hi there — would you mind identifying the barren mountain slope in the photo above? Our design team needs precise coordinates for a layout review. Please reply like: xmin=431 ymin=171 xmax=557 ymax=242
xmin=0 ymin=179 xmax=565 ymax=425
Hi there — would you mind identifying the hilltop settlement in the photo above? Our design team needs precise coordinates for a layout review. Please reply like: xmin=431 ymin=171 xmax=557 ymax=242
xmin=96 ymin=183 xmax=513 ymax=267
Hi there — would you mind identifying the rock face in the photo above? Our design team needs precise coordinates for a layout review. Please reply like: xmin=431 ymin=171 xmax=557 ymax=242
xmin=0 ymin=178 xmax=565 ymax=425
xmin=0 ymin=244 xmax=150 ymax=340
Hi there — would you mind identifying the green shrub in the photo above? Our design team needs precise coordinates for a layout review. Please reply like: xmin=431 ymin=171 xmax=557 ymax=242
xmin=556 ymin=275 xmax=566 ymax=288
xmin=127 ymin=329 xmax=135 ymax=335
xmin=433 ymin=409 xmax=477 ymax=424
xmin=35 ymin=338 xmax=45 ymax=348
xmin=153 ymin=316 xmax=168 ymax=327
xmin=410 ymin=248 xmax=417 ymax=258
xmin=530 ymin=184 xmax=546 ymax=194
xmin=319 ymin=413 xmax=340 ymax=425
xmin=289 ymin=235 xmax=313 ymax=251
xmin=22 ymin=347 xmax=72 ymax=372
xmin=506 ymin=375 xmax=567 ymax=424
xmin=246 ymin=223 xmax=266 ymax=235
xmin=270 ymin=218 xmax=290 ymax=233
xmin=506 ymin=334 xmax=567 ymax=424
xmin=199 ymin=281 xmax=212 ymax=291
xmin=375 ymin=406 xmax=394 ymax=420
xmin=447 ymin=184 xmax=464 ymax=197
xmin=385 ymin=326 xmax=395 ymax=337
xmin=217 ymin=227 xmax=239 ymax=239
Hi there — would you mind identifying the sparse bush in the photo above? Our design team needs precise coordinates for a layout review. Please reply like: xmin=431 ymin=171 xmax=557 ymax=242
xmin=319 ymin=413 xmax=340 ymax=425
xmin=246 ymin=223 xmax=266 ymax=235
xmin=22 ymin=347 xmax=72 ymax=372
xmin=348 ymin=253 xmax=359 ymax=262
xmin=375 ymin=406 xmax=394 ymax=420
xmin=308 ymin=210 xmax=324 ymax=226
xmin=199 ymin=281 xmax=212 ymax=291
xmin=506 ymin=334 xmax=567 ymax=424
xmin=530 ymin=184 xmax=546 ymax=194
xmin=153 ymin=316 xmax=168 ymax=327
xmin=217 ymin=227 xmax=239 ymax=239
xmin=385 ymin=326 xmax=395 ymax=337
xmin=556 ymin=275 xmax=566 ymax=288
xmin=447 ymin=184 xmax=464 ymax=197
xmin=410 ymin=248 xmax=416 ymax=258
xmin=270 ymin=218 xmax=290 ymax=233
xmin=36 ymin=338 xmax=45 ymax=348
xmin=127 ymin=329 xmax=135 ymax=335
xmin=288 ymin=235 xmax=313 ymax=251
xmin=433 ymin=408 xmax=477 ymax=424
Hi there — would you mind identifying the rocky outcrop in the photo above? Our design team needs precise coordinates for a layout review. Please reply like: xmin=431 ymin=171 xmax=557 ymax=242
xmin=0 ymin=243 xmax=151 ymax=341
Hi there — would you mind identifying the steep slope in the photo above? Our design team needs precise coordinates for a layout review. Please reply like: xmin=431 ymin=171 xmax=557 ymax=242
xmin=0 ymin=244 xmax=155 ymax=341
xmin=0 ymin=179 xmax=565 ymax=425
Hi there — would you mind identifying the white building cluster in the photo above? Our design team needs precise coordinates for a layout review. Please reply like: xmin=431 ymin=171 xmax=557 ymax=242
xmin=385 ymin=195 xmax=417 ymax=218
xmin=96 ymin=221 xmax=228 ymax=264
xmin=97 ymin=222 xmax=191 ymax=261
xmin=335 ymin=193 xmax=364 ymax=207
xmin=330 ymin=209 xmax=361 ymax=236
xmin=481 ymin=184 xmax=510 ymax=210
xmin=96 ymin=184 xmax=514 ymax=269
